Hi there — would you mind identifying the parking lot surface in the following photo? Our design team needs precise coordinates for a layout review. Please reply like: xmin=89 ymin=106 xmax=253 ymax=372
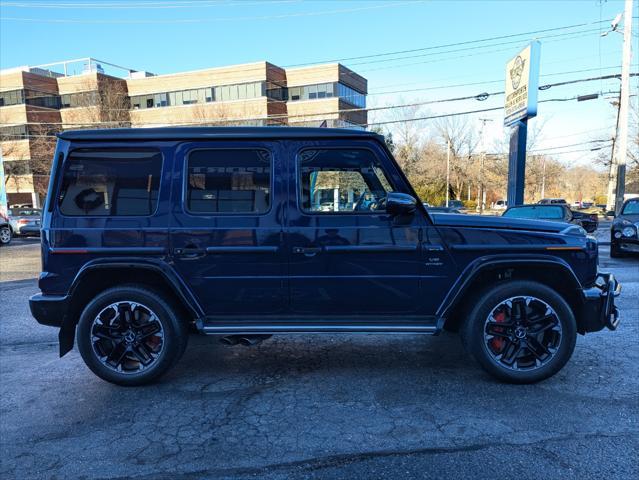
xmin=1 ymin=235 xmax=637 ymax=479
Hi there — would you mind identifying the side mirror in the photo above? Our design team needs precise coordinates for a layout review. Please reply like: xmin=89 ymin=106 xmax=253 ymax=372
xmin=386 ymin=192 xmax=417 ymax=216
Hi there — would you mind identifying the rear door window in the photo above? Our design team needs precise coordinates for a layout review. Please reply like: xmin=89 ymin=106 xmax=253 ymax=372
xmin=58 ymin=149 xmax=162 ymax=216
xmin=185 ymin=149 xmax=271 ymax=214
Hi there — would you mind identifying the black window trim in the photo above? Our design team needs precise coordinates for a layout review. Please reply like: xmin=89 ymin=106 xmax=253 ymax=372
xmin=295 ymin=145 xmax=396 ymax=217
xmin=57 ymin=147 xmax=164 ymax=218
xmin=182 ymin=146 xmax=274 ymax=217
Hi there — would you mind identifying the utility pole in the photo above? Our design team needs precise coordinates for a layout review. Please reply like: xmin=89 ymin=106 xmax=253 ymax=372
xmin=445 ymin=139 xmax=450 ymax=207
xmin=478 ymin=118 xmax=493 ymax=214
xmin=540 ymin=155 xmax=546 ymax=200
xmin=605 ymin=0 xmax=633 ymax=214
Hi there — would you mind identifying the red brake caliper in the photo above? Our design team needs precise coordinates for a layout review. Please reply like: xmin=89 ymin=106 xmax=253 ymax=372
xmin=490 ymin=310 xmax=506 ymax=351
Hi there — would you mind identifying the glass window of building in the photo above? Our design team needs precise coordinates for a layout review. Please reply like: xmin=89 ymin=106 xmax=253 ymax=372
xmin=0 ymin=89 xmax=25 ymax=107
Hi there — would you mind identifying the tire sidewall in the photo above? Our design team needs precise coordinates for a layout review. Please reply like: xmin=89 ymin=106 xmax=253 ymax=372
xmin=462 ymin=280 xmax=577 ymax=384
xmin=76 ymin=286 xmax=185 ymax=386
xmin=0 ymin=226 xmax=11 ymax=245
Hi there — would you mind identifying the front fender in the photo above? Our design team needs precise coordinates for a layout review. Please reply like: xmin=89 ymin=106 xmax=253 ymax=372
xmin=436 ymin=254 xmax=583 ymax=319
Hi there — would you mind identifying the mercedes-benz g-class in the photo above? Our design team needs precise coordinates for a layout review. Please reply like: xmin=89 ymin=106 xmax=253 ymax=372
xmin=29 ymin=127 xmax=621 ymax=385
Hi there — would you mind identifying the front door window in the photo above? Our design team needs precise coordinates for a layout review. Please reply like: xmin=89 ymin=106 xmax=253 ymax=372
xmin=298 ymin=149 xmax=394 ymax=214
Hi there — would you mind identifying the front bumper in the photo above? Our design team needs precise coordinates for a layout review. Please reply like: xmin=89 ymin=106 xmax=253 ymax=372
xmin=614 ymin=237 xmax=639 ymax=254
xmin=29 ymin=293 xmax=68 ymax=327
xmin=579 ymin=272 xmax=621 ymax=333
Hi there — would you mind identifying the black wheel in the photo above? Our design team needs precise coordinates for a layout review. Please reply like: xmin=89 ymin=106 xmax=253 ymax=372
xmin=0 ymin=226 xmax=12 ymax=245
xmin=461 ymin=280 xmax=577 ymax=384
xmin=76 ymin=285 xmax=188 ymax=386
xmin=610 ymin=240 xmax=623 ymax=258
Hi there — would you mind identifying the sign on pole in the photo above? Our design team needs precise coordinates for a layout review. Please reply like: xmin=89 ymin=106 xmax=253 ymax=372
xmin=504 ymin=41 xmax=541 ymax=127
xmin=504 ymin=41 xmax=541 ymax=207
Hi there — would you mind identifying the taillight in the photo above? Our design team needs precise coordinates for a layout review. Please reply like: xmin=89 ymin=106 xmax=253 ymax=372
xmin=18 ymin=219 xmax=29 ymax=225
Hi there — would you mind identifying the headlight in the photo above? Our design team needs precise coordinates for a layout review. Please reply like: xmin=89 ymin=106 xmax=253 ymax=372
xmin=622 ymin=226 xmax=636 ymax=237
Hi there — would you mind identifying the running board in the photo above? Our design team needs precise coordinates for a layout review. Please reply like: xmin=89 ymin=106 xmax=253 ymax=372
xmin=197 ymin=319 xmax=441 ymax=335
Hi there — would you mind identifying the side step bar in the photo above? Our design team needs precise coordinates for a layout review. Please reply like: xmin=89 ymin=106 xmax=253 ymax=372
xmin=198 ymin=323 xmax=440 ymax=335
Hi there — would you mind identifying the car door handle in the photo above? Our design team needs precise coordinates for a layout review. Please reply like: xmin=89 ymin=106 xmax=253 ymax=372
xmin=292 ymin=246 xmax=322 ymax=257
xmin=174 ymin=246 xmax=206 ymax=257
xmin=423 ymin=244 xmax=445 ymax=252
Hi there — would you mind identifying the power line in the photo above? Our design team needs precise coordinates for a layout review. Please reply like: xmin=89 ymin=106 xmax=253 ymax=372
xmin=0 ymin=0 xmax=420 ymax=23
xmin=347 ymin=28 xmax=604 ymax=68
xmin=530 ymin=139 xmax=612 ymax=152
xmin=0 ymin=73 xmax=632 ymax=136
xmin=0 ymin=1 xmax=295 ymax=9
xmin=286 ymin=18 xmax=613 ymax=67
xmin=371 ymin=66 xmax=630 ymax=97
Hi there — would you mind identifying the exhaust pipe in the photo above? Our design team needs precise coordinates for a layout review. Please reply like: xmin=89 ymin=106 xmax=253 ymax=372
xmin=219 ymin=336 xmax=240 ymax=346
xmin=220 ymin=334 xmax=272 ymax=346
xmin=238 ymin=335 xmax=272 ymax=346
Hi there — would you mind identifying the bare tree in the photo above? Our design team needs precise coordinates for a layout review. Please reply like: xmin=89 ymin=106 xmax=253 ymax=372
xmin=434 ymin=115 xmax=480 ymax=201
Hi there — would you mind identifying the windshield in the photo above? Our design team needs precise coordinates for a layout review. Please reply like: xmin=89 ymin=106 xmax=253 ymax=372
xmin=622 ymin=200 xmax=639 ymax=215
xmin=8 ymin=208 xmax=41 ymax=216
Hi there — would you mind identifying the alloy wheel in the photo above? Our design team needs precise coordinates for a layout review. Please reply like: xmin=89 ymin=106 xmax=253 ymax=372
xmin=483 ymin=296 xmax=562 ymax=371
xmin=90 ymin=301 xmax=164 ymax=374
xmin=0 ymin=227 xmax=11 ymax=243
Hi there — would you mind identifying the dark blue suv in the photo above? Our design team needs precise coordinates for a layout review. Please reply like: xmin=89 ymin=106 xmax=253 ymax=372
xmin=29 ymin=127 xmax=621 ymax=385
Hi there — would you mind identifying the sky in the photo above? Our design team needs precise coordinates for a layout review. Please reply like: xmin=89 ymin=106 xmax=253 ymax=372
xmin=1 ymin=0 xmax=637 ymax=167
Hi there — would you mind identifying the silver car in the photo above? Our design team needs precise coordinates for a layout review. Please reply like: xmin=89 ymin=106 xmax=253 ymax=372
xmin=8 ymin=208 xmax=42 ymax=237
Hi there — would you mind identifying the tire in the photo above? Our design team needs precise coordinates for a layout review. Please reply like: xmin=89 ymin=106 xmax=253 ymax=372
xmin=461 ymin=280 xmax=577 ymax=384
xmin=610 ymin=240 xmax=622 ymax=258
xmin=76 ymin=285 xmax=188 ymax=386
xmin=0 ymin=226 xmax=12 ymax=246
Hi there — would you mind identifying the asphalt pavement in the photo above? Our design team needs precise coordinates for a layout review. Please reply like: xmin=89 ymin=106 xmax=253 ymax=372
xmin=0 ymin=234 xmax=637 ymax=480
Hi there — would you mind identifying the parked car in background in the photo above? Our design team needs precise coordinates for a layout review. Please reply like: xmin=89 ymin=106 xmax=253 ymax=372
xmin=503 ymin=204 xmax=598 ymax=233
xmin=442 ymin=199 xmax=464 ymax=209
xmin=427 ymin=206 xmax=463 ymax=214
xmin=8 ymin=208 xmax=42 ymax=237
xmin=610 ymin=198 xmax=639 ymax=257
xmin=539 ymin=198 xmax=567 ymax=205
xmin=0 ymin=211 xmax=12 ymax=246
xmin=492 ymin=199 xmax=508 ymax=210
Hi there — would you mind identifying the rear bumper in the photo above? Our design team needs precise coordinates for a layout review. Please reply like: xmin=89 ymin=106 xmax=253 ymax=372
xmin=18 ymin=227 xmax=41 ymax=237
xmin=29 ymin=293 xmax=68 ymax=327
xmin=579 ymin=272 xmax=621 ymax=333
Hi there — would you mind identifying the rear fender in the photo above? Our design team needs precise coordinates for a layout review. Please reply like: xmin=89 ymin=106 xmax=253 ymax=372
xmin=58 ymin=258 xmax=203 ymax=356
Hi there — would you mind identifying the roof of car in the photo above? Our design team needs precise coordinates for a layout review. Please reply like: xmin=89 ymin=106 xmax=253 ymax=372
xmin=58 ymin=126 xmax=381 ymax=142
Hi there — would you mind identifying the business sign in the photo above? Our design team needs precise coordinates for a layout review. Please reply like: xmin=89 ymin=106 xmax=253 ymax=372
xmin=504 ymin=41 xmax=541 ymax=126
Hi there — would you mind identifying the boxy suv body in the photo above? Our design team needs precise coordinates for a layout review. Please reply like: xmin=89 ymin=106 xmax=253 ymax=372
xmin=30 ymin=127 xmax=621 ymax=385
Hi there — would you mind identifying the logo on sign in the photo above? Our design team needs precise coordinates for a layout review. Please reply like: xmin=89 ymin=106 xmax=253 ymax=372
xmin=510 ymin=56 xmax=526 ymax=90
